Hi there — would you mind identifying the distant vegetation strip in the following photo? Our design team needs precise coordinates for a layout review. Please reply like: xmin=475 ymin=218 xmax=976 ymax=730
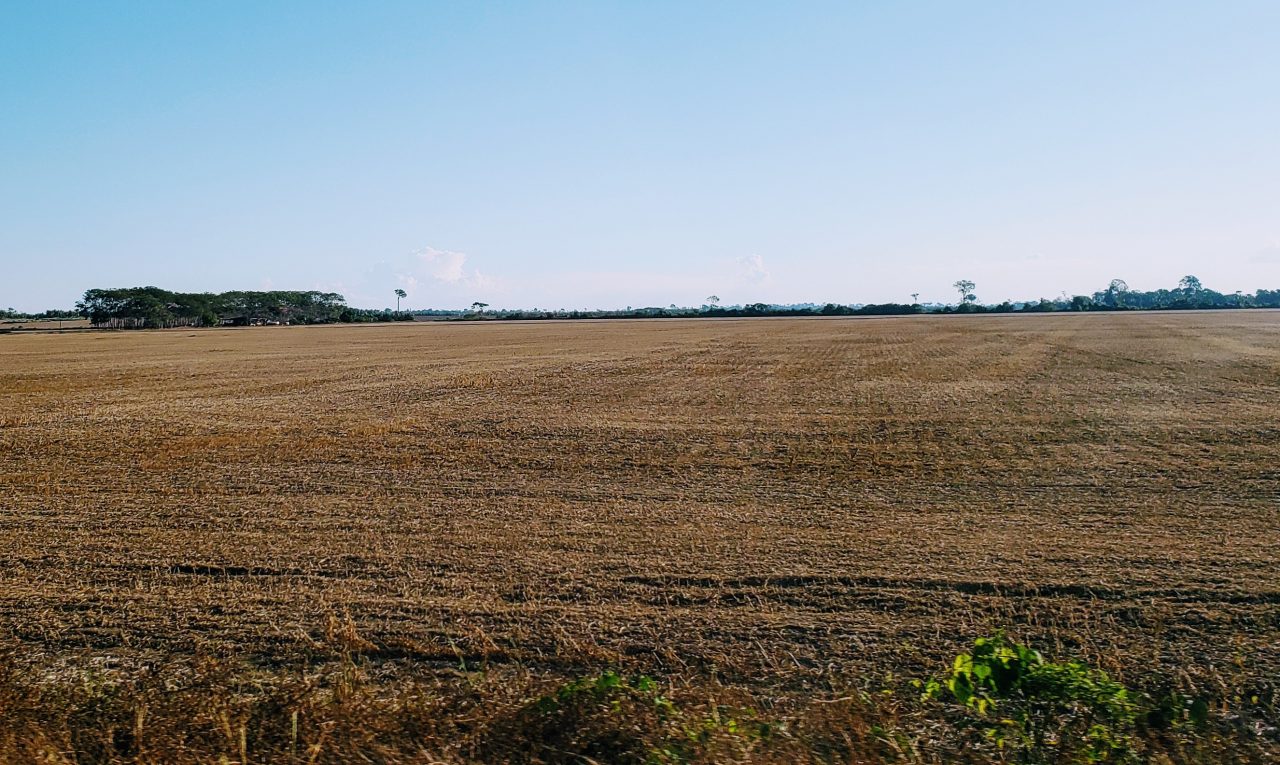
xmin=69 ymin=288 xmax=415 ymax=329
xmin=3 ymin=275 xmax=1278 ymax=328
xmin=459 ymin=276 xmax=1280 ymax=321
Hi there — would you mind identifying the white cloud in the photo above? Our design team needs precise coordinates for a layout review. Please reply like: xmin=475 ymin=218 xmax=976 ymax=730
xmin=394 ymin=246 xmax=500 ymax=293
xmin=415 ymin=247 xmax=469 ymax=282
xmin=737 ymin=254 xmax=769 ymax=284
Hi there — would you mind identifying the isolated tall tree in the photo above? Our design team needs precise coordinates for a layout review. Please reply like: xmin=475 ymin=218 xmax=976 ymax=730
xmin=1105 ymin=279 xmax=1129 ymax=308
xmin=1179 ymin=275 xmax=1202 ymax=294
xmin=911 ymin=293 xmax=920 ymax=304
xmin=953 ymin=280 xmax=977 ymax=305
xmin=471 ymin=301 xmax=488 ymax=314
xmin=394 ymin=288 xmax=407 ymax=312
xmin=706 ymin=295 xmax=720 ymax=309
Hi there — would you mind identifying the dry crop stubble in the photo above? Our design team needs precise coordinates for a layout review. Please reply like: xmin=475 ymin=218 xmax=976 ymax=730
xmin=1 ymin=312 xmax=1279 ymax=761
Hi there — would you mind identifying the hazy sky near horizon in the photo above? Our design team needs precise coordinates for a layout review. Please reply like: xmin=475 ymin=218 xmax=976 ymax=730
xmin=3 ymin=1 xmax=1279 ymax=311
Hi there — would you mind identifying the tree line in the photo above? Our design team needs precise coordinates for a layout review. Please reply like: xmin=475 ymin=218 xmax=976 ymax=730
xmin=73 ymin=287 xmax=414 ymax=329
xmin=435 ymin=275 xmax=1280 ymax=321
xmin=6 ymin=275 xmax=1279 ymax=329
xmin=448 ymin=302 xmax=927 ymax=321
xmin=0 ymin=307 xmax=80 ymax=321
xmin=935 ymin=275 xmax=1280 ymax=314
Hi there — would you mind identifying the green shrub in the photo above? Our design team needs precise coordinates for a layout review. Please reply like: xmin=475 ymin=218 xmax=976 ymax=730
xmin=929 ymin=632 xmax=1139 ymax=762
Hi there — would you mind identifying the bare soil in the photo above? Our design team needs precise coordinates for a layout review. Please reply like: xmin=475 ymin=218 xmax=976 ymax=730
xmin=1 ymin=312 xmax=1278 ymax=761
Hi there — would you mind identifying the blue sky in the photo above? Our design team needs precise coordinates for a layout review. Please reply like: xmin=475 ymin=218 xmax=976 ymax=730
xmin=3 ymin=1 xmax=1279 ymax=311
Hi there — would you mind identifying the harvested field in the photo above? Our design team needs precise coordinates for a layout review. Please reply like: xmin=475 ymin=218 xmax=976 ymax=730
xmin=1 ymin=312 xmax=1278 ymax=762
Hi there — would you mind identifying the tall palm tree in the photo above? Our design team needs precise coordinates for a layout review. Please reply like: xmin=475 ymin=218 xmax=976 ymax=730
xmin=394 ymin=289 xmax=407 ymax=312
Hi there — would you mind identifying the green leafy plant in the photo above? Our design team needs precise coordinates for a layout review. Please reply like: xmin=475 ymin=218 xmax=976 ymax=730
xmin=930 ymin=632 xmax=1140 ymax=762
xmin=539 ymin=671 xmax=676 ymax=718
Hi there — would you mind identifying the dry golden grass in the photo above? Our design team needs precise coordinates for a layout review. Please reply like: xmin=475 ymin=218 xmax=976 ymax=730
xmin=1 ymin=312 xmax=1278 ymax=762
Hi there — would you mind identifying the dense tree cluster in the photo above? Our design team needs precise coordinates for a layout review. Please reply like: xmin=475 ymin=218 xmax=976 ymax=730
xmin=924 ymin=275 xmax=1280 ymax=315
xmin=1085 ymin=276 xmax=1277 ymax=310
xmin=74 ymin=287 xmax=412 ymax=328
